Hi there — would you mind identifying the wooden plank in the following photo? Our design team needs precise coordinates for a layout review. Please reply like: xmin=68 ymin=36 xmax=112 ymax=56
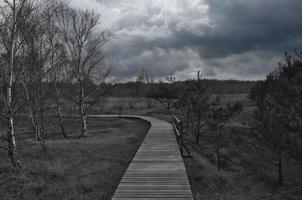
xmin=112 ymin=198 xmax=193 ymax=200
xmin=111 ymin=116 xmax=193 ymax=200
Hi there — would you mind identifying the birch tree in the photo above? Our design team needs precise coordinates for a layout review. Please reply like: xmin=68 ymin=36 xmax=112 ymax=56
xmin=57 ymin=4 xmax=111 ymax=137
xmin=0 ymin=0 xmax=36 ymax=167
xmin=45 ymin=1 xmax=68 ymax=139
xmin=20 ymin=1 xmax=54 ymax=152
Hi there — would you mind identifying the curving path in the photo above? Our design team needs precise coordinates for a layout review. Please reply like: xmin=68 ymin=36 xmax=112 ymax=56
xmin=92 ymin=115 xmax=193 ymax=200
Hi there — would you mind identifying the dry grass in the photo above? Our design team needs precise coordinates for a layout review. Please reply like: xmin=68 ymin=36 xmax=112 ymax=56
xmin=0 ymin=116 xmax=150 ymax=200
xmin=184 ymin=126 xmax=302 ymax=200
xmin=95 ymin=97 xmax=161 ymax=114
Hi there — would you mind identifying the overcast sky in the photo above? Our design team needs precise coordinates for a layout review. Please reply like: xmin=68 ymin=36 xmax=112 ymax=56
xmin=67 ymin=0 xmax=302 ymax=81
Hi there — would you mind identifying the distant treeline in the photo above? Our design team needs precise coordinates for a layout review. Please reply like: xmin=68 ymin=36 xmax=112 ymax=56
xmin=107 ymin=79 xmax=257 ymax=97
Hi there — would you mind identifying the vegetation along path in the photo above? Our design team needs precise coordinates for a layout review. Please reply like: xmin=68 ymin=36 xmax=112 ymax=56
xmin=93 ymin=115 xmax=193 ymax=200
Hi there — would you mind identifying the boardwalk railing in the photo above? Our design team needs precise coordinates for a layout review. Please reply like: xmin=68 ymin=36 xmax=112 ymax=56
xmin=173 ymin=115 xmax=192 ymax=158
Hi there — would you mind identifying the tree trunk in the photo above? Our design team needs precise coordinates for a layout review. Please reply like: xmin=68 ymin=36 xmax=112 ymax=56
xmin=7 ymin=109 xmax=21 ymax=168
xmin=167 ymin=100 xmax=170 ymax=109
xmin=80 ymin=107 xmax=87 ymax=137
xmin=34 ymin=114 xmax=41 ymax=141
xmin=216 ymin=147 xmax=221 ymax=171
xmin=29 ymin=108 xmax=41 ymax=141
xmin=195 ymin=115 xmax=201 ymax=144
xmin=6 ymin=9 xmax=20 ymax=167
xmin=55 ymin=84 xmax=68 ymax=139
xmin=278 ymin=149 xmax=284 ymax=186
xmin=37 ymin=66 xmax=46 ymax=153
xmin=79 ymin=87 xmax=87 ymax=137
xmin=7 ymin=76 xmax=20 ymax=168
xmin=22 ymin=82 xmax=41 ymax=140
xmin=216 ymin=126 xmax=223 ymax=171
xmin=38 ymin=89 xmax=46 ymax=152
xmin=39 ymin=108 xmax=46 ymax=153
xmin=186 ymin=110 xmax=190 ymax=135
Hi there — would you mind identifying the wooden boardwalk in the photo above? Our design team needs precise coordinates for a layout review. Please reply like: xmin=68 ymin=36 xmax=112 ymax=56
xmin=109 ymin=115 xmax=193 ymax=200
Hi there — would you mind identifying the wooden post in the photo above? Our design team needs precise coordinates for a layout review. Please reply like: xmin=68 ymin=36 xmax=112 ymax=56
xmin=173 ymin=115 xmax=192 ymax=158
xmin=179 ymin=120 xmax=184 ymax=155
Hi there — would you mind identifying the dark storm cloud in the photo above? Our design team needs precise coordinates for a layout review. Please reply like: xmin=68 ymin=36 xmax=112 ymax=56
xmin=69 ymin=0 xmax=302 ymax=80
xmin=199 ymin=0 xmax=302 ymax=58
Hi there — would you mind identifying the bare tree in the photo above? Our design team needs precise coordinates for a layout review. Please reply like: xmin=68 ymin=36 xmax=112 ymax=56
xmin=45 ymin=1 xmax=68 ymax=139
xmin=137 ymin=68 xmax=153 ymax=108
xmin=252 ymin=95 xmax=288 ymax=185
xmin=20 ymin=1 xmax=55 ymax=152
xmin=178 ymin=73 xmax=209 ymax=144
xmin=57 ymin=4 xmax=111 ymax=137
xmin=0 ymin=0 xmax=36 ymax=167
xmin=207 ymin=96 xmax=243 ymax=171
xmin=188 ymin=79 xmax=209 ymax=145
xmin=147 ymin=74 xmax=178 ymax=110
xmin=49 ymin=44 xmax=69 ymax=139
xmin=250 ymin=52 xmax=302 ymax=185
